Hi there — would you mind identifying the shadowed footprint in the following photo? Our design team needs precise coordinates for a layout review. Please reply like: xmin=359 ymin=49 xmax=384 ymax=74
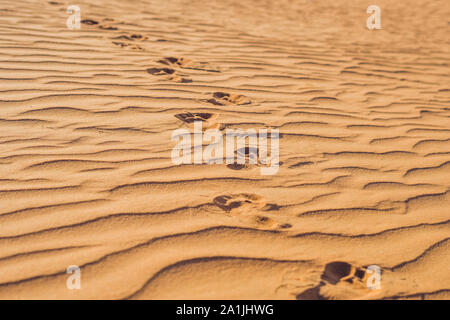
xmin=237 ymin=147 xmax=259 ymax=162
xmin=146 ymin=68 xmax=175 ymax=75
xmin=227 ymin=147 xmax=258 ymax=171
xmin=158 ymin=57 xmax=220 ymax=72
xmin=99 ymin=25 xmax=118 ymax=31
xmin=296 ymin=261 xmax=378 ymax=300
xmin=152 ymin=56 xmax=217 ymax=82
xmin=213 ymin=193 xmax=266 ymax=212
xmin=226 ymin=163 xmax=248 ymax=170
xmin=112 ymin=41 xmax=127 ymax=47
xmin=175 ymin=112 xmax=215 ymax=124
xmin=174 ymin=112 xmax=219 ymax=129
xmin=322 ymin=262 xmax=358 ymax=284
xmin=208 ymin=92 xmax=251 ymax=106
xmin=146 ymin=67 xmax=192 ymax=83
xmin=213 ymin=193 xmax=284 ymax=229
xmin=82 ymin=18 xmax=119 ymax=31
xmin=81 ymin=17 xmax=145 ymax=51
xmin=81 ymin=19 xmax=98 ymax=26
xmin=158 ymin=57 xmax=187 ymax=67
xmin=112 ymin=42 xmax=143 ymax=51
xmin=227 ymin=146 xmax=282 ymax=171
xmin=113 ymin=34 xmax=147 ymax=41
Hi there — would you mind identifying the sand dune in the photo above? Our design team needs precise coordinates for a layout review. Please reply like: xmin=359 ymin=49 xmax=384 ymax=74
xmin=0 ymin=0 xmax=449 ymax=299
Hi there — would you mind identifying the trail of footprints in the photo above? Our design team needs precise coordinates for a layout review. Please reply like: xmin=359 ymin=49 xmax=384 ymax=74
xmin=4 ymin=0 xmax=447 ymax=300
xmin=80 ymin=14 xmax=273 ymax=232
xmin=173 ymin=110 xmax=283 ymax=228
xmin=80 ymin=15 xmax=221 ymax=81
xmin=81 ymin=17 xmax=146 ymax=51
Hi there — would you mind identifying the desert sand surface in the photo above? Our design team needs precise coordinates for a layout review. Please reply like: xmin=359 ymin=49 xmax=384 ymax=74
xmin=0 ymin=0 xmax=449 ymax=300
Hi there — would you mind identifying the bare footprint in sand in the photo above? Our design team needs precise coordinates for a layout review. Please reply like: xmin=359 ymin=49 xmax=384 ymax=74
xmin=113 ymin=41 xmax=143 ymax=51
xmin=81 ymin=18 xmax=119 ymax=31
xmin=112 ymin=41 xmax=127 ymax=48
xmin=112 ymin=34 xmax=147 ymax=50
xmin=208 ymin=92 xmax=251 ymax=106
xmin=213 ymin=193 xmax=266 ymax=212
xmin=81 ymin=18 xmax=145 ymax=51
xmin=146 ymin=67 xmax=192 ymax=83
xmin=146 ymin=67 xmax=176 ymax=75
xmin=226 ymin=147 xmax=258 ymax=171
xmin=296 ymin=261 xmax=380 ymax=300
xmin=158 ymin=57 xmax=220 ymax=73
xmin=237 ymin=147 xmax=259 ymax=163
xmin=81 ymin=19 xmax=99 ymax=26
xmin=113 ymin=34 xmax=148 ymax=41
xmin=158 ymin=57 xmax=189 ymax=67
xmin=175 ymin=112 xmax=219 ymax=129
xmin=151 ymin=56 xmax=219 ymax=82
xmin=213 ymin=193 xmax=286 ymax=229
xmin=99 ymin=24 xmax=118 ymax=30
xmin=227 ymin=146 xmax=282 ymax=171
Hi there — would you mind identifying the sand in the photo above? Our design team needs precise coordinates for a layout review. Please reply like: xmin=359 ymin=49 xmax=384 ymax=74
xmin=0 ymin=0 xmax=449 ymax=300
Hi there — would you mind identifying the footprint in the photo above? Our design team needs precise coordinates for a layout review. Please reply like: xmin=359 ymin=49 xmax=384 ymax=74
xmin=321 ymin=261 xmax=365 ymax=285
xmin=158 ymin=57 xmax=220 ymax=73
xmin=208 ymin=92 xmax=251 ymax=106
xmin=81 ymin=19 xmax=99 ymax=26
xmin=113 ymin=42 xmax=143 ymax=51
xmin=158 ymin=57 xmax=188 ymax=67
xmin=152 ymin=57 xmax=198 ymax=83
xmin=213 ymin=193 xmax=284 ymax=229
xmin=146 ymin=67 xmax=176 ymax=75
xmin=112 ymin=34 xmax=147 ymax=49
xmin=113 ymin=34 xmax=148 ymax=41
xmin=226 ymin=163 xmax=249 ymax=171
xmin=213 ymin=193 xmax=266 ymax=212
xmin=174 ymin=112 xmax=219 ymax=129
xmin=146 ymin=67 xmax=192 ymax=83
xmin=227 ymin=146 xmax=281 ymax=171
xmin=153 ymin=56 xmax=220 ymax=83
xmin=112 ymin=41 xmax=127 ymax=48
xmin=99 ymin=25 xmax=118 ymax=31
xmin=296 ymin=261 xmax=379 ymax=300
xmin=81 ymin=18 xmax=119 ymax=31
xmin=79 ymin=16 xmax=148 ymax=53
xmin=237 ymin=146 xmax=259 ymax=162
xmin=174 ymin=112 xmax=216 ymax=124
xmin=226 ymin=147 xmax=258 ymax=171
